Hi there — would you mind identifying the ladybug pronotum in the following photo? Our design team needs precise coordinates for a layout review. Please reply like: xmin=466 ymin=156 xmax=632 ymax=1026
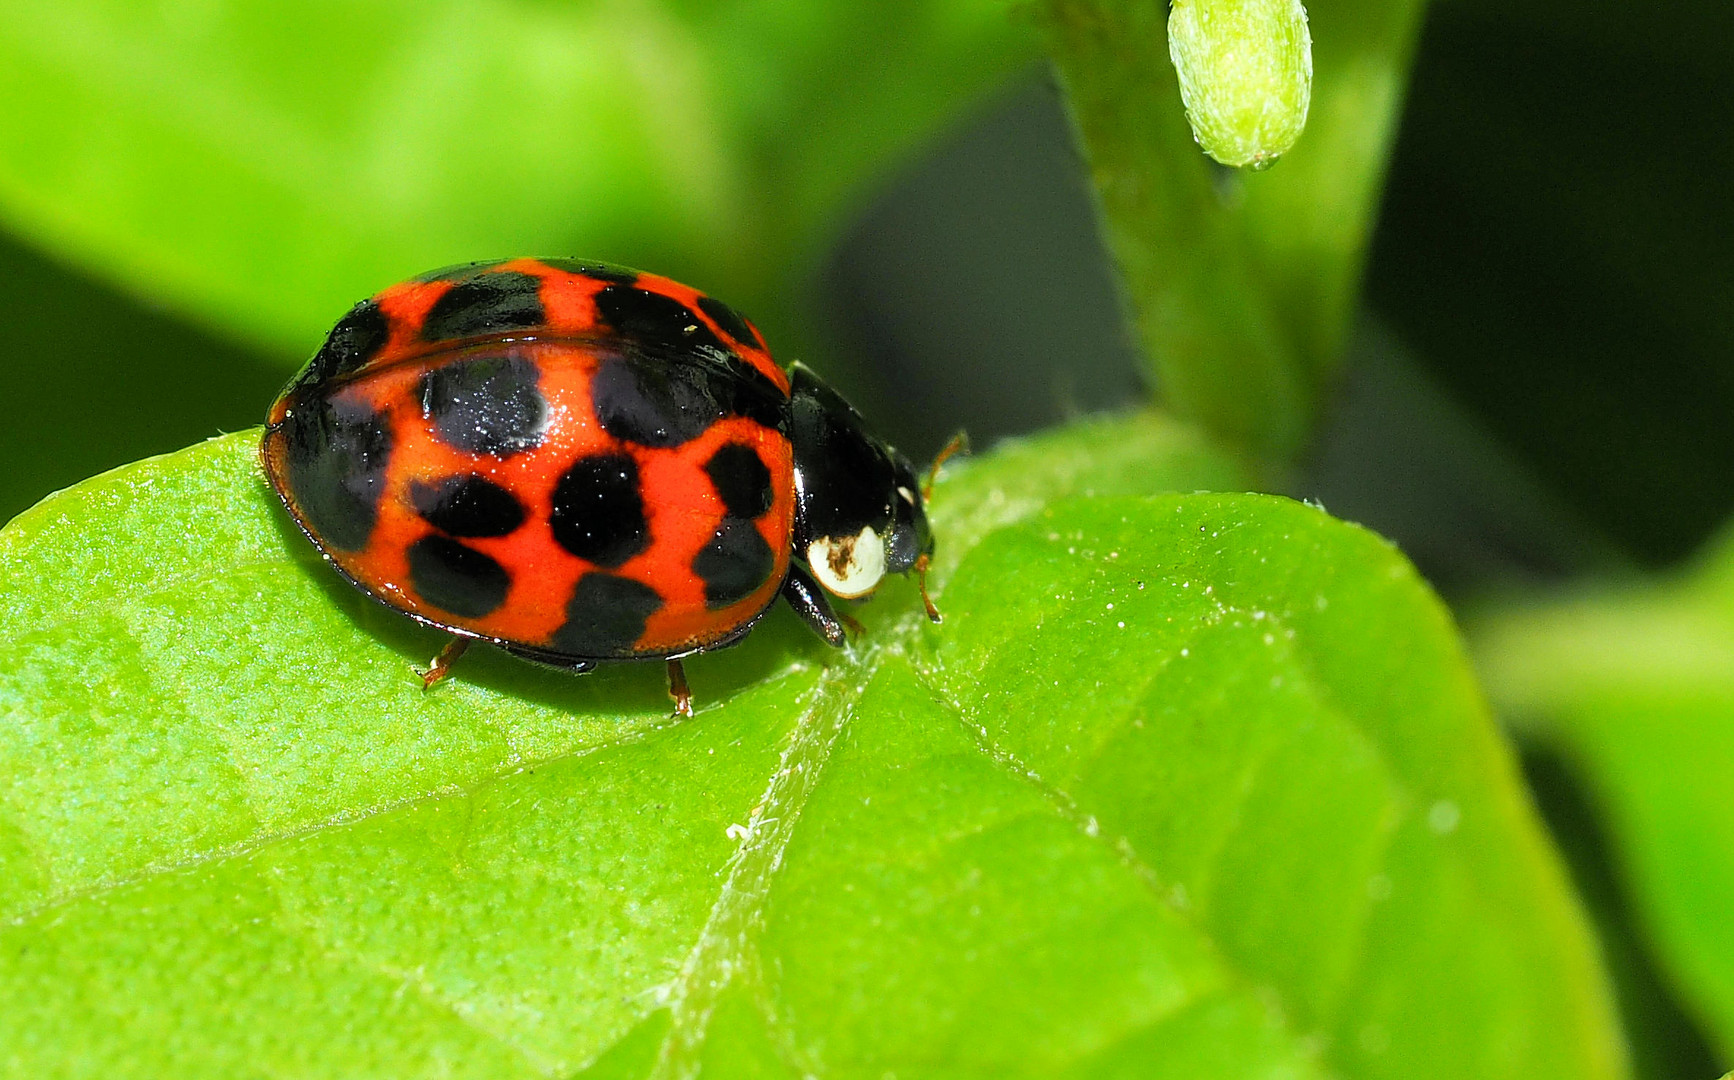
xmin=262 ymin=258 xmax=950 ymax=715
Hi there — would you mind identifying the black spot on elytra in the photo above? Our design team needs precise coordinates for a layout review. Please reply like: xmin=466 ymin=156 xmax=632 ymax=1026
xmin=594 ymin=285 xmax=726 ymax=355
xmin=697 ymin=295 xmax=760 ymax=349
xmin=407 ymin=535 xmax=511 ymax=619
xmin=591 ymin=347 xmax=786 ymax=449
xmin=549 ymin=572 xmax=664 ymax=656
xmin=705 ymin=444 xmax=773 ymax=519
xmin=550 ymin=453 xmax=649 ymax=567
xmin=590 ymin=352 xmax=719 ymax=448
xmin=693 ymin=517 xmax=775 ymax=609
xmin=308 ymin=299 xmax=392 ymax=382
xmin=537 ymin=258 xmax=637 ymax=284
xmin=279 ymin=394 xmax=393 ymax=552
xmin=419 ymin=354 xmax=546 ymax=457
xmin=410 ymin=474 xmax=525 ymax=538
xmin=421 ymin=271 xmax=546 ymax=342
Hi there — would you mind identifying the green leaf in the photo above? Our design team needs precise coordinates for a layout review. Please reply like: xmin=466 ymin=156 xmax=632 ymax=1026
xmin=0 ymin=414 xmax=1621 ymax=1077
xmin=1036 ymin=0 xmax=1426 ymax=456
xmin=0 ymin=0 xmax=1032 ymax=359
xmin=1472 ymin=531 xmax=1734 ymax=1057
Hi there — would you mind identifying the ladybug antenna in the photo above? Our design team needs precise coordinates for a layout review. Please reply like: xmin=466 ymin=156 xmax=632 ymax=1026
xmin=914 ymin=553 xmax=942 ymax=624
xmin=924 ymin=431 xmax=969 ymax=500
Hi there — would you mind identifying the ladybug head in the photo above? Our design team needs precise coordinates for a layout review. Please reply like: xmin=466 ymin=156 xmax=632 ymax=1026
xmin=789 ymin=365 xmax=934 ymax=605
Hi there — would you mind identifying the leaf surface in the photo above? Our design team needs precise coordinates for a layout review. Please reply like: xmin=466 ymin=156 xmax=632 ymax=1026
xmin=0 ymin=415 xmax=1621 ymax=1078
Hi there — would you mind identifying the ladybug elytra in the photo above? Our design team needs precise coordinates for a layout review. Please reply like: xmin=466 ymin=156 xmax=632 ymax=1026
xmin=262 ymin=258 xmax=948 ymax=715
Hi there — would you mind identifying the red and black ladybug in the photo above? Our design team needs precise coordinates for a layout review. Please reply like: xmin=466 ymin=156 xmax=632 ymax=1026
xmin=262 ymin=258 xmax=950 ymax=715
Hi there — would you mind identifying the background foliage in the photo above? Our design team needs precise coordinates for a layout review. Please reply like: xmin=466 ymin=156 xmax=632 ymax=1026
xmin=0 ymin=0 xmax=1730 ymax=1077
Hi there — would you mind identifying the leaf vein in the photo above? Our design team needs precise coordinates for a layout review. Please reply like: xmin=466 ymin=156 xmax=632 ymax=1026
xmin=2 ymin=716 xmax=691 ymax=929
xmin=647 ymin=653 xmax=877 ymax=1080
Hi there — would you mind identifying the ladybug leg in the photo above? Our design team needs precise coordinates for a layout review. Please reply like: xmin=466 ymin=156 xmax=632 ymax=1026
xmin=782 ymin=564 xmax=851 ymax=647
xmin=836 ymin=608 xmax=866 ymax=637
xmin=913 ymin=553 xmax=942 ymax=623
xmin=666 ymin=659 xmax=694 ymax=718
xmin=419 ymin=636 xmax=471 ymax=689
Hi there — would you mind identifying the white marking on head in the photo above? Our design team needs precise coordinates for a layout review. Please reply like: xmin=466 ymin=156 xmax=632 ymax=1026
xmin=807 ymin=526 xmax=886 ymax=598
xmin=897 ymin=485 xmax=916 ymax=505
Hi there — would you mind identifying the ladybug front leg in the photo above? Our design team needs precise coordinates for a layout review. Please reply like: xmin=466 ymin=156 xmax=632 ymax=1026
xmin=419 ymin=636 xmax=471 ymax=689
xmin=781 ymin=564 xmax=860 ymax=646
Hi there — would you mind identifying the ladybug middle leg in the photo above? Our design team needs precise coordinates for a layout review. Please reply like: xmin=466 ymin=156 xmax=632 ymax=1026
xmin=666 ymin=659 xmax=694 ymax=718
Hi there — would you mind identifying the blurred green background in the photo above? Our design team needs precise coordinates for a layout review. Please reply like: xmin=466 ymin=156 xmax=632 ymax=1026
xmin=1 ymin=0 xmax=1730 ymax=1075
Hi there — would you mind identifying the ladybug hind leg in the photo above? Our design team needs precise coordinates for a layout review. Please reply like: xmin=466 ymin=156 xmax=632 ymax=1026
xmin=419 ymin=636 xmax=472 ymax=689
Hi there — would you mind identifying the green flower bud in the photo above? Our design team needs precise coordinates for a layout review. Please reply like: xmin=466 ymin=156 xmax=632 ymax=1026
xmin=1167 ymin=0 xmax=1313 ymax=169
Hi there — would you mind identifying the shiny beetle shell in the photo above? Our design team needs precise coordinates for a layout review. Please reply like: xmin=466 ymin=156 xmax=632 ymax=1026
xmin=264 ymin=258 xmax=937 ymax=677
xmin=263 ymin=257 xmax=800 ymax=663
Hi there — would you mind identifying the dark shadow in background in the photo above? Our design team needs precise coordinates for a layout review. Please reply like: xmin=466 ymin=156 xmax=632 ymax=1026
xmin=1365 ymin=0 xmax=1734 ymax=566
xmin=0 ymin=239 xmax=284 ymax=522
xmin=1302 ymin=319 xmax=1628 ymax=593
xmin=816 ymin=75 xmax=1146 ymax=463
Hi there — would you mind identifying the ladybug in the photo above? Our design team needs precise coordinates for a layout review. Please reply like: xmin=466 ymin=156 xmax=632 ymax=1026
xmin=262 ymin=258 xmax=952 ymax=715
